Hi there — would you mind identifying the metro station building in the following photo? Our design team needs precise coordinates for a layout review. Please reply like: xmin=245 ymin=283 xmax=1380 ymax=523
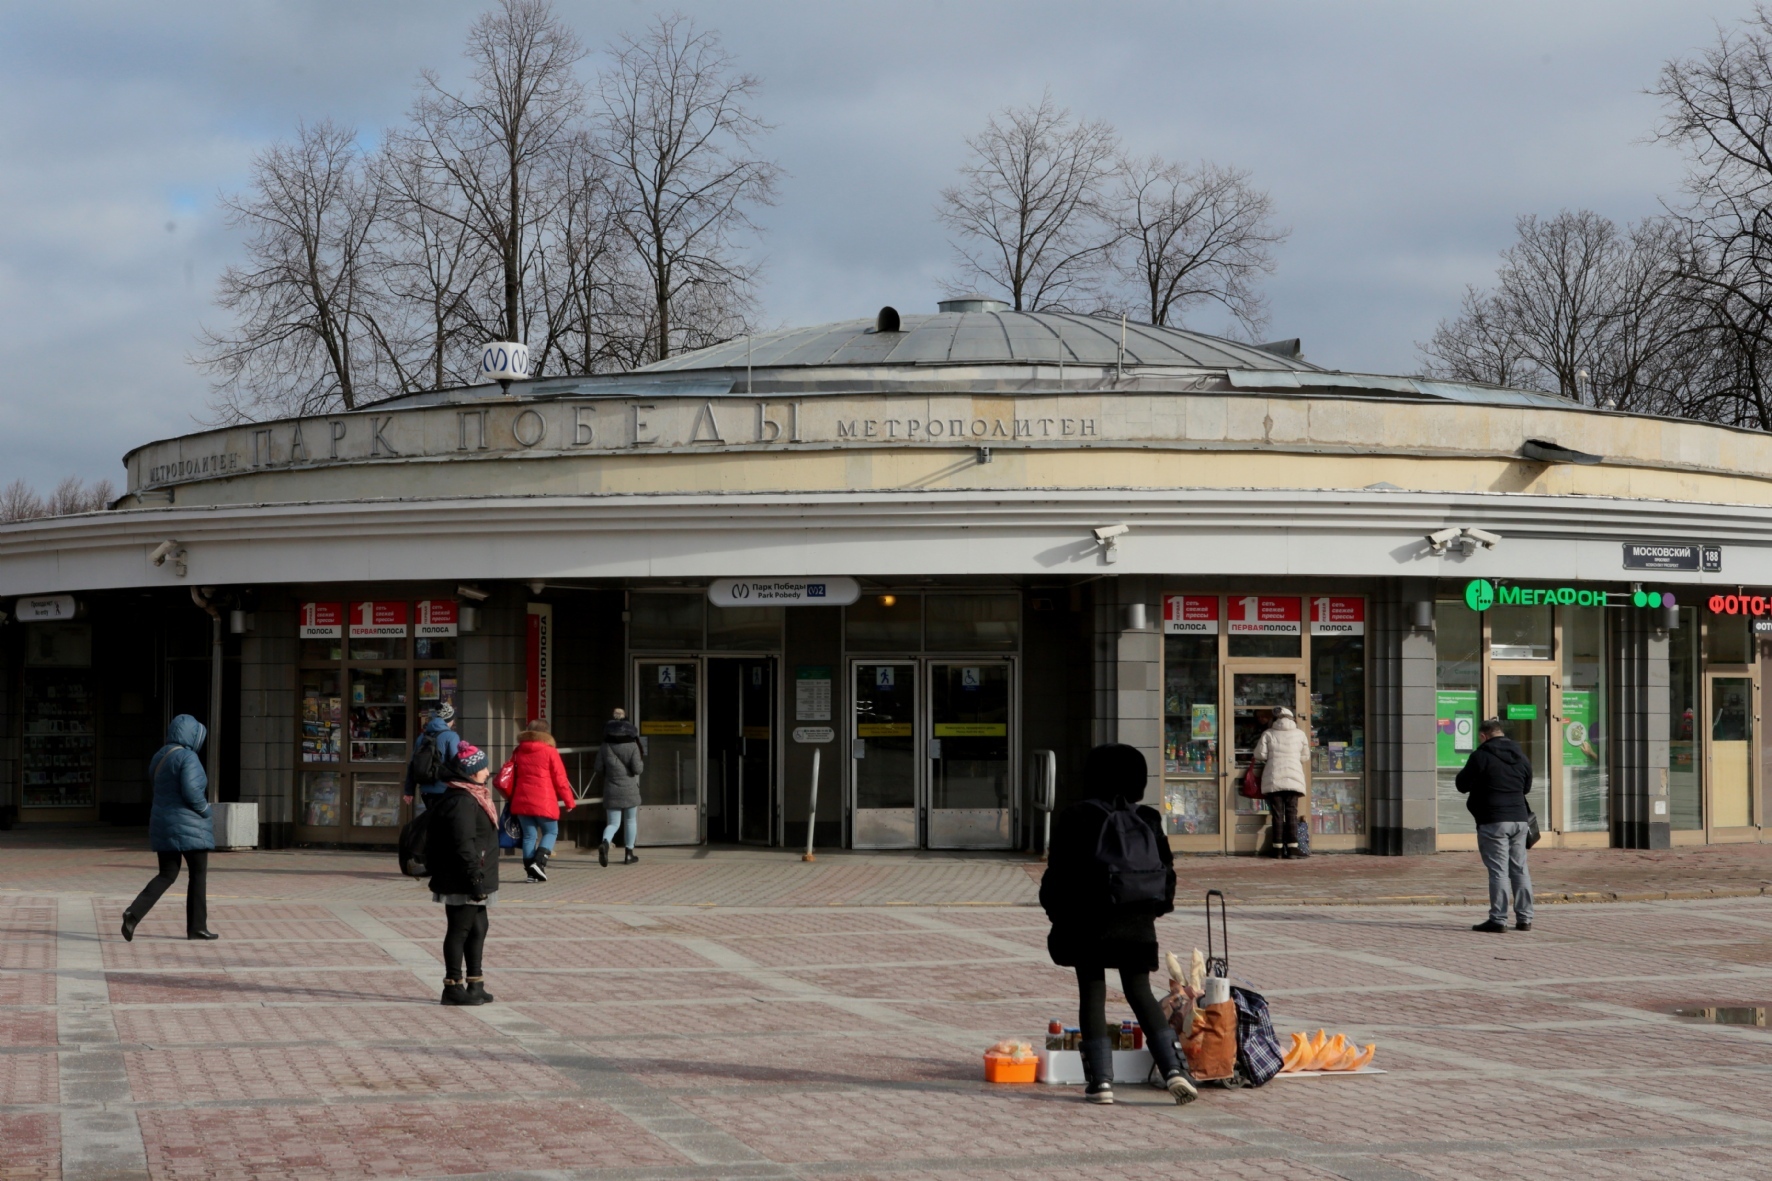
xmin=3 ymin=300 xmax=1771 ymax=856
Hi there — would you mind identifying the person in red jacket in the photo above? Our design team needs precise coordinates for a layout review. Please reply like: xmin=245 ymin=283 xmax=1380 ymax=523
xmin=496 ymin=719 xmax=577 ymax=882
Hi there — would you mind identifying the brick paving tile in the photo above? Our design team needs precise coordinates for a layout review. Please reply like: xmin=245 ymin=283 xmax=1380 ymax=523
xmin=430 ymin=935 xmax=724 ymax=970
xmin=515 ymin=998 xmax=900 ymax=1035
xmin=0 ymin=1112 xmax=59 ymax=1181
xmin=102 ymin=939 xmax=396 ymax=969
xmin=652 ymin=909 xmax=925 ymax=935
xmin=136 ymin=1099 xmax=684 ymax=1179
xmin=0 ymin=1010 xmax=56 ymax=1047
xmin=780 ymin=962 xmax=1081 ymax=1001
xmin=377 ymin=913 xmax=637 ymax=939
xmin=1375 ymin=1146 xmax=1772 ymax=1180
xmin=882 ymin=999 xmax=1093 ymax=1033
xmin=818 ymin=1167 xmax=1349 ymax=1181
xmin=475 ymin=968 xmax=790 ymax=1002
xmin=715 ymin=931 xmax=1028 ymax=968
xmin=0 ymin=971 xmax=55 ymax=1005
xmin=0 ymin=1052 xmax=58 ymax=1104
xmin=105 ymin=969 xmax=433 ymax=1005
xmin=598 ymin=1031 xmax=976 ymax=1089
xmin=673 ymin=1087 xmax=1242 ymax=1164
xmin=124 ymin=1044 xmax=569 ymax=1101
xmin=113 ymin=1004 xmax=499 ymax=1046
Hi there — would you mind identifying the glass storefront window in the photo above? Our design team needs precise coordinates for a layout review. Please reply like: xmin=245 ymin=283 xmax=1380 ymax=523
xmin=847 ymin=594 xmax=922 ymax=651
xmin=301 ymin=671 xmax=343 ymax=763
xmin=707 ymin=605 xmax=783 ymax=651
xmin=1707 ymin=613 xmax=1751 ymax=665
xmin=1436 ymin=601 xmax=1481 ymax=835
xmin=348 ymin=669 xmax=408 ymax=762
xmin=20 ymin=667 xmax=97 ymax=809
xmin=1310 ymin=634 xmax=1365 ymax=835
xmin=1489 ymin=603 xmax=1552 ymax=659
xmin=1669 ymin=608 xmax=1701 ymax=829
xmin=1711 ymin=676 xmax=1755 ymax=827
xmin=301 ymin=771 xmax=343 ymax=827
xmin=636 ymin=661 xmax=699 ymax=806
xmin=299 ymin=598 xmax=456 ymax=833
xmin=926 ymin=594 xmax=1019 ymax=651
xmin=353 ymin=776 xmax=403 ymax=828
xmin=1561 ymin=610 xmax=1607 ymax=832
xmin=301 ymin=638 xmax=343 ymax=662
xmin=631 ymin=593 xmax=704 ymax=650
xmin=1162 ymin=634 xmax=1219 ymax=835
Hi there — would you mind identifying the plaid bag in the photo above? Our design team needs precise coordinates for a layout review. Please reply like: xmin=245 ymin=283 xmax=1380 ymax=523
xmin=1230 ymin=985 xmax=1284 ymax=1086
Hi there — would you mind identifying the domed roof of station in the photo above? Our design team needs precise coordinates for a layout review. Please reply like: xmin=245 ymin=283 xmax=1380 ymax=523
xmin=637 ymin=300 xmax=1322 ymax=374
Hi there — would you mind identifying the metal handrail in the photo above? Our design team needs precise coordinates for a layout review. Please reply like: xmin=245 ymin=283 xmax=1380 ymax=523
xmin=555 ymin=745 xmax=603 ymax=806
xmin=1030 ymin=748 xmax=1057 ymax=859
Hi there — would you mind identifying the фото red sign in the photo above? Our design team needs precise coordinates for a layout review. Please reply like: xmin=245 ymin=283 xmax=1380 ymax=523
xmin=415 ymin=599 xmax=459 ymax=637
xmin=1163 ymin=594 xmax=1219 ymax=635
xmin=1310 ymin=596 xmax=1366 ymax=636
xmin=1226 ymin=595 xmax=1301 ymax=636
xmin=300 ymin=602 xmax=344 ymax=639
xmin=349 ymin=601 xmax=409 ymax=637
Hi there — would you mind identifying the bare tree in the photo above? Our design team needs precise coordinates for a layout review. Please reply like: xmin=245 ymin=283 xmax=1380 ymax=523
xmin=1108 ymin=156 xmax=1286 ymax=332
xmin=1653 ymin=7 xmax=1772 ymax=429
xmin=375 ymin=139 xmax=497 ymax=392
xmin=0 ymin=479 xmax=44 ymax=522
xmin=401 ymin=0 xmax=587 ymax=349
xmin=1421 ymin=287 xmax=1535 ymax=389
xmin=939 ymin=92 xmax=1120 ymax=311
xmin=197 ymin=120 xmax=387 ymax=420
xmin=597 ymin=13 xmax=777 ymax=362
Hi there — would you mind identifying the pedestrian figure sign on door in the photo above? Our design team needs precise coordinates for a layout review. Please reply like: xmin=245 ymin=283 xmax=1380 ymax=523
xmin=658 ymin=665 xmax=677 ymax=688
xmin=876 ymin=666 xmax=896 ymax=690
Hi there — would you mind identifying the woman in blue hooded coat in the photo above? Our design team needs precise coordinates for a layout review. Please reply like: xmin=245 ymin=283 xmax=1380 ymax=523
xmin=121 ymin=714 xmax=218 ymax=942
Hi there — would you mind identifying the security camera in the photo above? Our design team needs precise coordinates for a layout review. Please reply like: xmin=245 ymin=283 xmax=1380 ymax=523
xmin=1426 ymin=527 xmax=1461 ymax=554
xmin=1462 ymin=527 xmax=1502 ymax=549
xmin=457 ymin=584 xmax=490 ymax=602
xmin=1093 ymin=524 xmax=1129 ymax=542
xmin=149 ymin=540 xmax=181 ymax=567
xmin=526 ymin=581 xmax=547 ymax=596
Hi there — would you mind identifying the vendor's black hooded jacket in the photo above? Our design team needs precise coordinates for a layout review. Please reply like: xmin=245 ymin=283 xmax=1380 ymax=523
xmin=1454 ymin=735 xmax=1534 ymax=824
xmin=1040 ymin=744 xmax=1175 ymax=973
xmin=424 ymin=785 xmax=501 ymax=898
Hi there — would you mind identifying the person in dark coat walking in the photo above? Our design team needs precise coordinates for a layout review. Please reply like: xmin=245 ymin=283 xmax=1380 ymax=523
xmin=425 ymin=743 xmax=501 ymax=1005
xmin=1456 ymin=718 xmax=1535 ymax=933
xmin=1040 ymin=743 xmax=1198 ymax=1106
xmin=122 ymin=714 xmax=218 ymax=942
xmin=594 ymin=709 xmax=644 ymax=867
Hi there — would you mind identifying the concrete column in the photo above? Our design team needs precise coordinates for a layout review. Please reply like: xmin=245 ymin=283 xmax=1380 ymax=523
xmin=1612 ymin=612 xmax=1670 ymax=849
xmin=239 ymin=606 xmax=296 ymax=846
xmin=1093 ymin=576 xmax=1161 ymax=789
xmin=1370 ymin=581 xmax=1436 ymax=855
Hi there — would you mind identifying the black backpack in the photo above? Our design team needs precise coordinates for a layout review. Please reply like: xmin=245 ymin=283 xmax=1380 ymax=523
xmin=397 ymin=807 xmax=431 ymax=878
xmin=1090 ymin=798 xmax=1174 ymax=910
xmin=409 ymin=732 xmax=444 ymax=786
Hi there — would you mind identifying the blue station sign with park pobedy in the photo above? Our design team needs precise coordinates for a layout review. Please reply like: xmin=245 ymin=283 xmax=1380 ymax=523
xmin=1464 ymin=580 xmax=1675 ymax=611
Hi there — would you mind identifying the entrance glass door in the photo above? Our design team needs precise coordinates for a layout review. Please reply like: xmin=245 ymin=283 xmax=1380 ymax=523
xmin=927 ymin=660 xmax=1013 ymax=849
xmin=1706 ymin=674 xmax=1755 ymax=833
xmin=852 ymin=661 xmax=918 ymax=848
xmin=1227 ymin=668 xmax=1307 ymax=852
xmin=1491 ymin=672 xmax=1553 ymax=828
xmin=707 ymin=658 xmax=775 ymax=844
xmin=634 ymin=659 xmax=700 ymax=845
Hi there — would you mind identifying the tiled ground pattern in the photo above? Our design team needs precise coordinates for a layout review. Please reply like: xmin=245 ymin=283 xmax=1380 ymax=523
xmin=7 ymin=846 xmax=1772 ymax=1179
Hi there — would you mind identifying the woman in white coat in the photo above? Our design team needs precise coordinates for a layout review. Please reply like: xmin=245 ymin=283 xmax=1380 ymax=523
xmin=1252 ymin=706 xmax=1311 ymax=859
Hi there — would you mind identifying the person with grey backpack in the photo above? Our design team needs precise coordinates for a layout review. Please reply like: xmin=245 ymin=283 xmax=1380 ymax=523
xmin=1039 ymin=743 xmax=1199 ymax=1106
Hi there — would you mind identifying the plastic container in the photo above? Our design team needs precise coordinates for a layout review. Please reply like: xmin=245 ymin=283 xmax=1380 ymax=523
xmin=984 ymin=1053 xmax=1039 ymax=1083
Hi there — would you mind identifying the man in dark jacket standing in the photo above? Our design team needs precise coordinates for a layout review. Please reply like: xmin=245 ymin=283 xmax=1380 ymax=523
xmin=1456 ymin=718 xmax=1535 ymax=933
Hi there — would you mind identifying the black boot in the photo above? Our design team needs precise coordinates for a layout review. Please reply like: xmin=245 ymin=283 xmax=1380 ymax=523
xmin=525 ymin=856 xmax=547 ymax=883
xmin=535 ymin=849 xmax=550 ymax=873
xmin=464 ymin=976 xmax=495 ymax=1004
xmin=121 ymin=911 xmax=139 ymax=942
xmin=598 ymin=840 xmax=610 ymax=867
xmin=623 ymin=847 xmax=638 ymax=864
xmin=440 ymin=978 xmax=472 ymax=1005
xmin=1080 ymin=1035 xmax=1115 ymax=1104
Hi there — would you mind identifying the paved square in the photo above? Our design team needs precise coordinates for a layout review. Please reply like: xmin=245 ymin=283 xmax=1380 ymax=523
xmin=7 ymin=837 xmax=1772 ymax=1180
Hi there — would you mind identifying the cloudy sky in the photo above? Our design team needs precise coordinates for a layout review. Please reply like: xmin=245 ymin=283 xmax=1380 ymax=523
xmin=0 ymin=0 xmax=1752 ymax=490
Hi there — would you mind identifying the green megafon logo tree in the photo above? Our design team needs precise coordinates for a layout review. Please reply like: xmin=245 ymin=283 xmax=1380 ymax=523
xmin=1464 ymin=579 xmax=1496 ymax=611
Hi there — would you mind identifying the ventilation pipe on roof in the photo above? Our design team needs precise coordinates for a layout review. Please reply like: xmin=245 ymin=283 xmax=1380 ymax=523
xmin=874 ymin=306 xmax=901 ymax=333
xmin=937 ymin=296 xmax=1009 ymax=313
xmin=1255 ymin=338 xmax=1303 ymax=360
